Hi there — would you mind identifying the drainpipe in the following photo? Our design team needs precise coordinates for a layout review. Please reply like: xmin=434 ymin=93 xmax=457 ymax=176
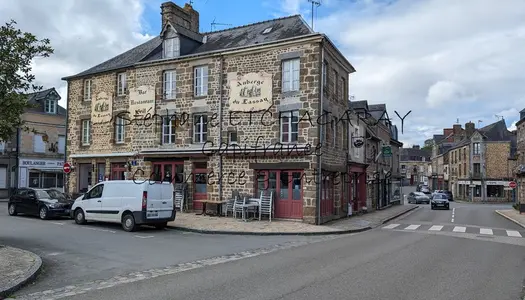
xmin=14 ymin=127 xmax=20 ymax=191
xmin=64 ymin=81 xmax=70 ymax=195
xmin=218 ymin=55 xmax=224 ymax=201
xmin=316 ymin=39 xmax=325 ymax=225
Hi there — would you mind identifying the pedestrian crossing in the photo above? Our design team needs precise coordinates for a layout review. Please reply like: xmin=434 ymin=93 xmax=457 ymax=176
xmin=382 ymin=223 xmax=525 ymax=238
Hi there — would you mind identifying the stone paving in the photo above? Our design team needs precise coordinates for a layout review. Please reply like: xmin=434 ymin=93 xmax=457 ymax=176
xmin=495 ymin=209 xmax=525 ymax=228
xmin=168 ymin=204 xmax=419 ymax=234
xmin=0 ymin=246 xmax=42 ymax=297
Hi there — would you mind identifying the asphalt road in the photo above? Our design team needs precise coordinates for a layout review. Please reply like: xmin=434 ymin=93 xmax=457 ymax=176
xmin=2 ymin=193 xmax=525 ymax=300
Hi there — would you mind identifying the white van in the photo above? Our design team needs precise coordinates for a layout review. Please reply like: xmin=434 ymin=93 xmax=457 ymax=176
xmin=70 ymin=180 xmax=176 ymax=232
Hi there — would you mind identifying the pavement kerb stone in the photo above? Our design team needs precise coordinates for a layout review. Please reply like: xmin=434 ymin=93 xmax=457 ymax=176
xmin=455 ymin=200 xmax=513 ymax=205
xmin=167 ymin=225 xmax=372 ymax=236
xmin=380 ymin=205 xmax=420 ymax=225
xmin=495 ymin=210 xmax=525 ymax=229
xmin=0 ymin=246 xmax=43 ymax=299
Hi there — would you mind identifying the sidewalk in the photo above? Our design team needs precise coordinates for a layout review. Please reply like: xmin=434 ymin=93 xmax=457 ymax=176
xmin=167 ymin=204 xmax=419 ymax=235
xmin=0 ymin=246 xmax=43 ymax=298
xmin=495 ymin=209 xmax=525 ymax=229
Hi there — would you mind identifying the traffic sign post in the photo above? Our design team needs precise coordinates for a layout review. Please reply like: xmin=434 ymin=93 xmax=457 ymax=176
xmin=509 ymin=181 xmax=517 ymax=189
xmin=63 ymin=162 xmax=72 ymax=174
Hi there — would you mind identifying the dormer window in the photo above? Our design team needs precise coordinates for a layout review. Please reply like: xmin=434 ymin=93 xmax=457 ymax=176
xmin=163 ymin=37 xmax=180 ymax=59
xmin=262 ymin=27 xmax=273 ymax=34
xmin=45 ymin=98 xmax=57 ymax=114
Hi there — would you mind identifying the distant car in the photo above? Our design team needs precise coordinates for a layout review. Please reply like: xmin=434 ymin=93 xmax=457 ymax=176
xmin=408 ymin=192 xmax=430 ymax=204
xmin=420 ymin=186 xmax=431 ymax=194
xmin=431 ymin=193 xmax=450 ymax=210
xmin=442 ymin=190 xmax=453 ymax=201
xmin=8 ymin=188 xmax=73 ymax=220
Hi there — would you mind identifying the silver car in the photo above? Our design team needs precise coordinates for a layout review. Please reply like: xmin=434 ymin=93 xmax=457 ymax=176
xmin=431 ymin=193 xmax=450 ymax=210
xmin=408 ymin=192 xmax=430 ymax=204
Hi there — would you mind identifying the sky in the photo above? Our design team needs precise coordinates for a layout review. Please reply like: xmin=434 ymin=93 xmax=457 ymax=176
xmin=1 ymin=0 xmax=524 ymax=146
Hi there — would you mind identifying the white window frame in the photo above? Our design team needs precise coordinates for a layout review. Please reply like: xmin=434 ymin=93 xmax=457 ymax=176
xmin=473 ymin=142 xmax=480 ymax=155
xmin=117 ymin=72 xmax=127 ymax=96
xmin=162 ymin=116 xmax=176 ymax=144
xmin=194 ymin=66 xmax=208 ymax=97
xmin=280 ymin=110 xmax=299 ymax=143
xmin=115 ymin=117 xmax=125 ymax=144
xmin=33 ymin=134 xmax=46 ymax=153
xmin=228 ymin=131 xmax=238 ymax=145
xmin=44 ymin=99 xmax=57 ymax=114
xmin=83 ymin=79 xmax=92 ymax=101
xmin=82 ymin=120 xmax=91 ymax=146
xmin=193 ymin=114 xmax=208 ymax=143
xmin=163 ymin=70 xmax=177 ymax=99
xmin=163 ymin=37 xmax=180 ymax=59
xmin=58 ymin=135 xmax=65 ymax=154
xmin=282 ymin=58 xmax=300 ymax=92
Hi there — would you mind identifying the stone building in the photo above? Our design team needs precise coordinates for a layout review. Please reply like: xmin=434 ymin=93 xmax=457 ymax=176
xmin=0 ymin=88 xmax=67 ymax=197
xmin=62 ymin=1 xmax=357 ymax=224
xmin=515 ymin=109 xmax=525 ymax=209
xmin=400 ymin=145 xmax=431 ymax=186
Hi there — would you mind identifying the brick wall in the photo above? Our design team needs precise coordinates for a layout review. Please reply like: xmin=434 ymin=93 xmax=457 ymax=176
xmin=485 ymin=142 xmax=512 ymax=178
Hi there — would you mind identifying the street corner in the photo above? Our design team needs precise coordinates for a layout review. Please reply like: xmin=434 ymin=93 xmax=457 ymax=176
xmin=0 ymin=245 xmax=43 ymax=299
xmin=495 ymin=209 xmax=525 ymax=229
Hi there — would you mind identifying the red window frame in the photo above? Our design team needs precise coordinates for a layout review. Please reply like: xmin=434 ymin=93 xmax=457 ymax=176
xmin=110 ymin=163 xmax=126 ymax=180
xmin=151 ymin=162 xmax=184 ymax=183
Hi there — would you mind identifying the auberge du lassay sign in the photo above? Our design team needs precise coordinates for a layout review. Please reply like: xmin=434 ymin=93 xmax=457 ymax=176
xmin=229 ymin=72 xmax=273 ymax=112
xmin=91 ymin=91 xmax=113 ymax=125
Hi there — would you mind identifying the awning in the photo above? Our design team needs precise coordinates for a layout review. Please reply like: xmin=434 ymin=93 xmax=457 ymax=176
xmin=69 ymin=152 xmax=138 ymax=158
xmin=28 ymin=168 xmax=63 ymax=173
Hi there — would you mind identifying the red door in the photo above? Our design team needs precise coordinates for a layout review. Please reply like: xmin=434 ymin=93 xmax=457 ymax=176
xmin=256 ymin=170 xmax=303 ymax=219
xmin=111 ymin=163 xmax=126 ymax=180
xmin=321 ymin=175 xmax=334 ymax=216
xmin=193 ymin=166 xmax=208 ymax=210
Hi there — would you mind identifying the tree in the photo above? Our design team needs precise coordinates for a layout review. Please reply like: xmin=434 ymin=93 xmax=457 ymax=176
xmin=0 ymin=19 xmax=54 ymax=141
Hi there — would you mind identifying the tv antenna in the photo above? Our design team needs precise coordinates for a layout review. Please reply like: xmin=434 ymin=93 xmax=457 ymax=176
xmin=307 ymin=0 xmax=321 ymax=31
xmin=456 ymin=118 xmax=459 ymax=124
xmin=210 ymin=17 xmax=232 ymax=31
xmin=477 ymin=120 xmax=483 ymax=127
xmin=495 ymin=114 xmax=503 ymax=121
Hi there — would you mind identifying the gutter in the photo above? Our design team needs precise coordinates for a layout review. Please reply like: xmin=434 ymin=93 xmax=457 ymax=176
xmin=218 ymin=55 xmax=224 ymax=201
xmin=64 ymin=81 xmax=70 ymax=194
xmin=316 ymin=38 xmax=325 ymax=225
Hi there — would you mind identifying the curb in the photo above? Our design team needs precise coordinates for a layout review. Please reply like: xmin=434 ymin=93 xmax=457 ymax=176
xmin=167 ymin=225 xmax=372 ymax=236
xmin=0 ymin=247 xmax=43 ymax=298
xmin=455 ymin=200 xmax=513 ymax=204
xmin=495 ymin=210 xmax=525 ymax=229
xmin=381 ymin=205 xmax=420 ymax=224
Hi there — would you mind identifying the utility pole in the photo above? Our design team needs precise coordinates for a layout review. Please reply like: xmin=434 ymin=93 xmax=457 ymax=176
xmin=307 ymin=0 xmax=321 ymax=30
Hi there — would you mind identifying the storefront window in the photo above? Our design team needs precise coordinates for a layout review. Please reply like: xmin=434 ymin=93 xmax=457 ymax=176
xmin=29 ymin=172 xmax=40 ymax=188
xmin=474 ymin=185 xmax=481 ymax=197
xmin=43 ymin=172 xmax=57 ymax=188
xmin=391 ymin=181 xmax=401 ymax=202
xmin=487 ymin=185 xmax=503 ymax=197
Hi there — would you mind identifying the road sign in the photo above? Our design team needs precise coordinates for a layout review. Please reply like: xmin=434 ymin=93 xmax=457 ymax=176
xmin=509 ymin=181 xmax=517 ymax=189
xmin=63 ymin=162 xmax=72 ymax=174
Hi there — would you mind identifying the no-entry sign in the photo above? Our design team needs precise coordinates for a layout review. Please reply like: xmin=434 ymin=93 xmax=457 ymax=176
xmin=63 ymin=162 xmax=72 ymax=174
xmin=509 ymin=181 xmax=517 ymax=189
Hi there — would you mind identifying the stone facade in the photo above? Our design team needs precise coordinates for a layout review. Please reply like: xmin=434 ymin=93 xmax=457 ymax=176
xmin=516 ymin=113 xmax=525 ymax=205
xmin=485 ymin=142 xmax=512 ymax=179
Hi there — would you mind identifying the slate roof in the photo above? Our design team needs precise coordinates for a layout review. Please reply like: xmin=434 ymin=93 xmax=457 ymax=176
xmin=26 ymin=88 xmax=67 ymax=116
xmin=349 ymin=100 xmax=368 ymax=110
xmin=400 ymin=147 xmax=431 ymax=161
xmin=63 ymin=14 xmax=316 ymax=80
xmin=368 ymin=104 xmax=387 ymax=121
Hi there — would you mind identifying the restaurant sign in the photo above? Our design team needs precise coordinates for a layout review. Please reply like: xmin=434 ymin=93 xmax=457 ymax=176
xmin=129 ymin=85 xmax=155 ymax=118
xmin=91 ymin=91 xmax=113 ymax=124
xmin=229 ymin=72 xmax=273 ymax=112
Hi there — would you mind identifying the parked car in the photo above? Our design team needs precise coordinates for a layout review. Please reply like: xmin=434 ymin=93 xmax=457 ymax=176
xmin=71 ymin=180 xmax=176 ymax=232
xmin=45 ymin=189 xmax=73 ymax=202
xmin=8 ymin=188 xmax=73 ymax=220
xmin=420 ymin=186 xmax=431 ymax=195
xmin=431 ymin=193 xmax=450 ymax=210
xmin=408 ymin=192 xmax=430 ymax=204
xmin=442 ymin=190 xmax=453 ymax=201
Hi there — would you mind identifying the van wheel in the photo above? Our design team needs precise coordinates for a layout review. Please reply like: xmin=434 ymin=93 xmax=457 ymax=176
xmin=8 ymin=204 xmax=17 ymax=216
xmin=39 ymin=206 xmax=49 ymax=220
xmin=74 ymin=208 xmax=87 ymax=225
xmin=154 ymin=222 xmax=167 ymax=230
xmin=122 ymin=213 xmax=137 ymax=232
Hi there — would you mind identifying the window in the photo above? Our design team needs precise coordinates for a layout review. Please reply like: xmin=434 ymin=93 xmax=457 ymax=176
xmin=163 ymin=70 xmax=177 ymax=99
xmin=83 ymin=79 xmax=92 ymax=101
xmin=152 ymin=162 xmax=184 ymax=183
xmin=463 ymin=148 xmax=466 ymax=160
xmin=228 ymin=130 xmax=238 ymax=144
xmin=193 ymin=114 xmax=208 ymax=143
xmin=0 ymin=166 xmax=6 ymax=189
xmin=115 ymin=116 xmax=125 ymax=144
xmin=332 ymin=69 xmax=338 ymax=93
xmin=262 ymin=27 xmax=273 ymax=34
xmin=87 ymin=184 xmax=104 ymax=199
xmin=340 ymin=77 xmax=346 ymax=100
xmin=282 ymin=58 xmax=300 ymax=92
xmin=163 ymin=37 xmax=180 ymax=58
xmin=459 ymin=164 xmax=462 ymax=177
xmin=33 ymin=134 xmax=45 ymax=153
xmin=280 ymin=110 xmax=299 ymax=143
xmin=473 ymin=142 xmax=480 ymax=155
xmin=117 ymin=72 xmax=127 ymax=96
xmin=44 ymin=99 xmax=57 ymax=114
xmin=81 ymin=120 xmax=91 ymax=146
xmin=194 ymin=65 xmax=208 ymax=97
xmin=162 ymin=116 xmax=176 ymax=144
xmin=58 ymin=135 xmax=65 ymax=154
xmin=332 ymin=117 xmax=337 ymax=147
xmin=463 ymin=162 xmax=466 ymax=177
xmin=487 ymin=185 xmax=503 ymax=197
xmin=111 ymin=163 xmax=126 ymax=180
xmin=473 ymin=163 xmax=481 ymax=176
xmin=0 ymin=141 xmax=4 ymax=152
xmin=322 ymin=60 xmax=328 ymax=87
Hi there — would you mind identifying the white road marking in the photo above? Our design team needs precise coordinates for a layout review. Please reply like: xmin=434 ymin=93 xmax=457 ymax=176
xmin=81 ymin=227 xmax=116 ymax=234
xmin=51 ymin=222 xmax=65 ymax=225
xmin=382 ymin=224 xmax=400 ymax=229
xmin=506 ymin=230 xmax=522 ymax=237
xmin=404 ymin=224 xmax=420 ymax=230
xmin=134 ymin=235 xmax=154 ymax=239
xmin=453 ymin=226 xmax=466 ymax=233
xmin=46 ymin=252 xmax=65 ymax=256
xmin=451 ymin=218 xmax=455 ymax=223
xmin=451 ymin=207 xmax=455 ymax=223
xmin=480 ymin=228 xmax=493 ymax=235
xmin=429 ymin=225 xmax=443 ymax=231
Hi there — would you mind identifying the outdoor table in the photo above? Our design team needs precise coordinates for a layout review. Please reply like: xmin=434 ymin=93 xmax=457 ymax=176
xmin=193 ymin=199 xmax=229 ymax=216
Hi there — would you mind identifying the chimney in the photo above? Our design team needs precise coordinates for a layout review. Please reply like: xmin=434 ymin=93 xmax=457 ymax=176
xmin=443 ymin=128 xmax=453 ymax=142
xmin=161 ymin=2 xmax=200 ymax=33
xmin=452 ymin=124 xmax=463 ymax=142
xmin=412 ymin=145 xmax=420 ymax=149
xmin=465 ymin=121 xmax=475 ymax=137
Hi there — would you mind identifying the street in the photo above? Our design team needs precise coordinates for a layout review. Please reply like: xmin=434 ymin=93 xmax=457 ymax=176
xmin=2 ymin=196 xmax=525 ymax=300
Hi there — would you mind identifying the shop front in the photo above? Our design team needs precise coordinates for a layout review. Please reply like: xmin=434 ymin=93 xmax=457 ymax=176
xmin=348 ymin=163 xmax=367 ymax=214
xmin=18 ymin=158 xmax=64 ymax=192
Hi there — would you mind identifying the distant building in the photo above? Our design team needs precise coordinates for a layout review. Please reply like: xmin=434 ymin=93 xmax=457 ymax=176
xmin=400 ymin=145 xmax=431 ymax=186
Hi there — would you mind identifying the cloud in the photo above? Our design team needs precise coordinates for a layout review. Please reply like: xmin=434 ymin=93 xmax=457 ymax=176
xmin=287 ymin=0 xmax=525 ymax=146
xmin=508 ymin=121 xmax=517 ymax=131
xmin=0 ymin=0 xmax=154 ymax=108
